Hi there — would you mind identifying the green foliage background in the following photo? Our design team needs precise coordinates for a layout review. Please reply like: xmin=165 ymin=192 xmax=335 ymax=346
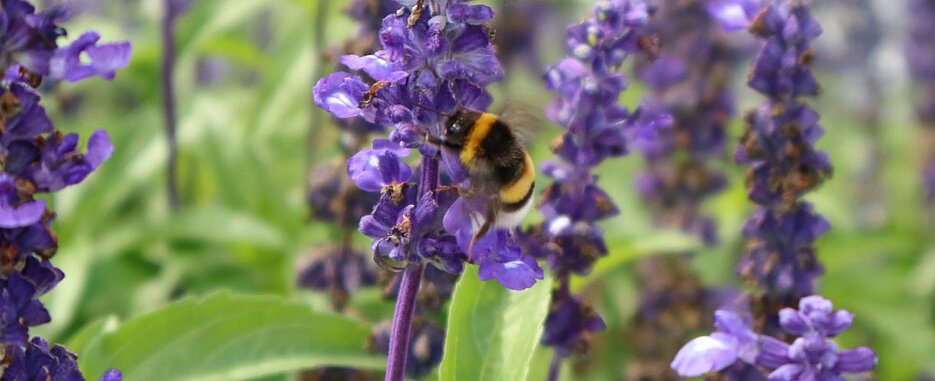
xmin=30 ymin=0 xmax=935 ymax=379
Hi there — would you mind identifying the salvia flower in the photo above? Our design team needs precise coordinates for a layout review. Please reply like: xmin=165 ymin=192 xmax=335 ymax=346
xmin=635 ymin=0 xmax=735 ymax=245
xmin=0 ymin=1 xmax=130 ymax=379
xmin=672 ymin=295 xmax=878 ymax=379
xmin=520 ymin=0 xmax=668 ymax=370
xmin=726 ymin=1 xmax=831 ymax=302
xmin=314 ymin=0 xmax=543 ymax=291
xmin=314 ymin=1 xmax=543 ymax=378
xmin=625 ymin=1 xmax=738 ymax=376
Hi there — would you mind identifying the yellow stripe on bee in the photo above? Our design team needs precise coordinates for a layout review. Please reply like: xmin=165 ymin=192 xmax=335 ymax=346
xmin=499 ymin=153 xmax=535 ymax=203
xmin=459 ymin=113 xmax=498 ymax=167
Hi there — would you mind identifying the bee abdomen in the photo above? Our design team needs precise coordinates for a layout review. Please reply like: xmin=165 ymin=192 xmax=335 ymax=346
xmin=499 ymin=153 xmax=535 ymax=210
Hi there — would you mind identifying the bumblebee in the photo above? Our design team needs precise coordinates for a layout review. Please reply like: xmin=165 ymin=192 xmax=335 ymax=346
xmin=430 ymin=108 xmax=536 ymax=247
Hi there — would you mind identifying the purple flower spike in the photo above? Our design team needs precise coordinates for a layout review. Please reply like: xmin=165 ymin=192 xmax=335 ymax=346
xmin=733 ymin=1 xmax=832 ymax=305
xmin=347 ymin=140 xmax=413 ymax=192
xmin=50 ymin=31 xmax=132 ymax=82
xmin=313 ymin=0 xmax=541 ymax=378
xmin=0 ymin=1 xmax=129 ymax=377
xmin=524 ymin=0 xmax=670 ymax=374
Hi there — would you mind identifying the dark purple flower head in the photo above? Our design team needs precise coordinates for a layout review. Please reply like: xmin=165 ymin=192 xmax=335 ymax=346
xmin=493 ymin=0 xmax=550 ymax=74
xmin=297 ymin=247 xmax=378 ymax=310
xmin=0 ymin=257 xmax=62 ymax=346
xmin=672 ymin=296 xmax=877 ymax=379
xmin=1 ymin=336 xmax=122 ymax=381
xmin=541 ymin=290 xmax=606 ymax=357
xmin=307 ymin=159 xmax=379 ymax=228
xmin=731 ymin=1 xmax=830 ymax=300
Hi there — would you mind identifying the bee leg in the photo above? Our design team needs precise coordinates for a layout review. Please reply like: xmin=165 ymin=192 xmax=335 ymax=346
xmin=466 ymin=202 xmax=496 ymax=262
xmin=432 ymin=185 xmax=461 ymax=194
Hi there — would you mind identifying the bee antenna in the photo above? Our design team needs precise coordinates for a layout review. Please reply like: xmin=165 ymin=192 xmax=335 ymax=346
xmin=405 ymin=101 xmax=451 ymax=117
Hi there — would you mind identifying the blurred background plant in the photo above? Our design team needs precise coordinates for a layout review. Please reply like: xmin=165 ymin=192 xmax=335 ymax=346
xmin=27 ymin=0 xmax=935 ymax=380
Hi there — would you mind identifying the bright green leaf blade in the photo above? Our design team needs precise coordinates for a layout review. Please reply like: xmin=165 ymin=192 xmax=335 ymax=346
xmin=78 ymin=292 xmax=385 ymax=381
xmin=439 ymin=267 xmax=552 ymax=381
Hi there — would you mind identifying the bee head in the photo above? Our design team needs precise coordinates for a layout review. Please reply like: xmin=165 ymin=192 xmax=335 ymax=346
xmin=443 ymin=109 xmax=482 ymax=148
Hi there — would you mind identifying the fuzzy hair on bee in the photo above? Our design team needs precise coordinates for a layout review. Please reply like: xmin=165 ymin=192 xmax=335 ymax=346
xmin=424 ymin=107 xmax=538 ymax=252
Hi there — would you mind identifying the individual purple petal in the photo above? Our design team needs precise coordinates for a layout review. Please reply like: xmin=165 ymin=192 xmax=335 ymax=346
xmin=671 ymin=333 xmax=740 ymax=376
xmin=85 ymin=130 xmax=114 ymax=168
xmin=778 ymin=307 xmax=810 ymax=336
xmin=767 ymin=364 xmax=805 ymax=381
xmin=49 ymin=31 xmax=132 ymax=82
xmin=833 ymin=347 xmax=877 ymax=373
xmin=0 ymin=199 xmax=46 ymax=229
xmin=715 ymin=310 xmax=758 ymax=347
xmin=341 ymin=54 xmax=407 ymax=82
xmin=313 ymin=72 xmax=370 ymax=119
xmin=826 ymin=309 xmax=854 ymax=336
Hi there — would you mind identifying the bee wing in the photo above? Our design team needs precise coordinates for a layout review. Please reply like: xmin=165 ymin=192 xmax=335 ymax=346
xmin=498 ymin=102 xmax=545 ymax=146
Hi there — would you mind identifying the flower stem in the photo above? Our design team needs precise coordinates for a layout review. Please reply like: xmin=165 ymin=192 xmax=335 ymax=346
xmin=161 ymin=0 xmax=180 ymax=211
xmin=385 ymin=262 xmax=425 ymax=381
xmin=546 ymin=351 xmax=563 ymax=381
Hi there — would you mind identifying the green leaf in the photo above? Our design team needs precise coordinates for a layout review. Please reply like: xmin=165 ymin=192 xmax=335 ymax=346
xmin=439 ymin=266 xmax=553 ymax=381
xmin=78 ymin=292 xmax=385 ymax=381
xmin=67 ymin=315 xmax=119 ymax=355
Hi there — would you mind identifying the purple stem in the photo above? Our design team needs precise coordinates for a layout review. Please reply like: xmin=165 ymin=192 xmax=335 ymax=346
xmin=546 ymin=351 xmax=563 ymax=381
xmin=384 ymin=155 xmax=437 ymax=380
xmin=384 ymin=262 xmax=425 ymax=381
xmin=161 ymin=0 xmax=180 ymax=211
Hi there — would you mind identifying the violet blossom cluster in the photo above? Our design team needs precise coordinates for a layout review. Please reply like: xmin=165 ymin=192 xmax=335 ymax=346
xmin=671 ymin=295 xmax=877 ymax=380
xmin=711 ymin=1 xmax=831 ymax=307
xmin=314 ymin=1 xmax=543 ymax=378
xmin=314 ymin=0 xmax=544 ymax=291
xmin=635 ymin=0 xmax=734 ymax=245
xmin=0 ymin=1 xmax=130 ymax=379
xmin=624 ymin=1 xmax=737 ymax=377
xmin=519 ymin=0 xmax=668 ymax=369
xmin=907 ymin=0 xmax=935 ymax=203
